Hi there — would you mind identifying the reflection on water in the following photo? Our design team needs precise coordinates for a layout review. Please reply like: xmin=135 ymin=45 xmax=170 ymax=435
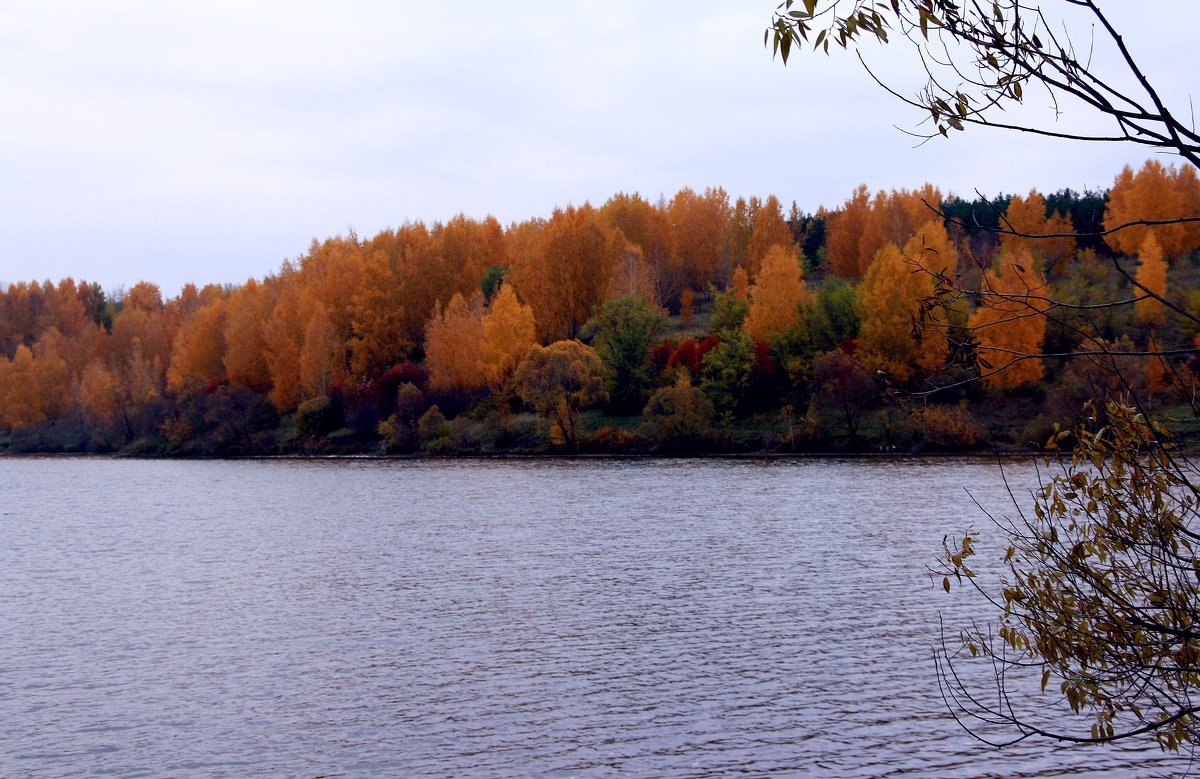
xmin=0 ymin=457 xmax=1181 ymax=777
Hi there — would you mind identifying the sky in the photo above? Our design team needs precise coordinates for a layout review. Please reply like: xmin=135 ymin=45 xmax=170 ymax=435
xmin=0 ymin=2 xmax=1193 ymax=295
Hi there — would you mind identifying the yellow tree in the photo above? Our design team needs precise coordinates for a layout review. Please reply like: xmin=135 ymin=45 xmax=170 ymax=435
xmin=967 ymin=246 xmax=1049 ymax=390
xmin=1178 ymin=164 xmax=1200 ymax=253
xmin=262 ymin=273 xmax=305 ymax=410
xmin=437 ymin=215 xmax=491 ymax=300
xmin=856 ymin=190 xmax=894 ymax=277
xmin=1001 ymin=190 xmax=1076 ymax=266
xmin=298 ymin=303 xmax=344 ymax=399
xmin=263 ymin=242 xmax=357 ymax=404
xmin=745 ymin=194 xmax=794 ymax=279
xmin=1104 ymin=160 xmax=1189 ymax=256
xmin=125 ymin=340 xmax=162 ymax=407
xmin=855 ymin=186 xmax=945 ymax=278
xmin=38 ymin=278 xmax=98 ymax=376
xmin=906 ymin=219 xmax=955 ymax=377
xmin=510 ymin=205 xmax=623 ymax=342
xmin=605 ymin=241 xmax=659 ymax=306
xmin=1134 ymin=233 xmax=1167 ymax=327
xmin=0 ymin=340 xmax=68 ymax=429
xmin=668 ymin=187 xmax=730 ymax=294
xmin=223 ymin=279 xmax=273 ymax=392
xmin=727 ymin=197 xmax=752 ymax=275
xmin=32 ymin=330 xmax=71 ymax=419
xmin=167 ymin=297 xmax=227 ymax=394
xmin=744 ymin=245 xmax=807 ymax=344
xmin=857 ymin=231 xmax=949 ymax=382
xmin=894 ymin=184 xmax=943 ymax=238
xmin=349 ymin=249 xmax=412 ymax=382
xmin=77 ymin=359 xmax=124 ymax=429
xmin=262 ymin=237 xmax=363 ymax=405
xmin=107 ymin=281 xmax=171 ymax=397
xmin=361 ymin=222 xmax=450 ymax=354
xmin=513 ymin=339 xmax=606 ymax=450
xmin=479 ymin=216 xmax=510 ymax=282
xmin=0 ymin=282 xmax=34 ymax=356
xmin=601 ymin=192 xmax=673 ymax=305
xmin=0 ymin=345 xmax=41 ymax=428
xmin=857 ymin=243 xmax=925 ymax=381
xmin=905 ymin=218 xmax=958 ymax=277
xmin=296 ymin=235 xmax=366 ymax=355
xmin=166 ymin=282 xmax=223 ymax=339
xmin=424 ymin=292 xmax=487 ymax=396
xmin=826 ymin=184 xmax=871 ymax=278
xmin=480 ymin=283 xmax=537 ymax=400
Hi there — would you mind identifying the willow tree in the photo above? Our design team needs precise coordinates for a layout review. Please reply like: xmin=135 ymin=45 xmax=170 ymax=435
xmin=513 ymin=340 xmax=606 ymax=450
xmin=768 ymin=0 xmax=1200 ymax=751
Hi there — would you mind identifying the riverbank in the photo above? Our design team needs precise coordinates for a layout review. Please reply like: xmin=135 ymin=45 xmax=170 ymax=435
xmin=0 ymin=400 xmax=1065 ymax=458
xmin=5 ymin=390 xmax=1194 ymax=459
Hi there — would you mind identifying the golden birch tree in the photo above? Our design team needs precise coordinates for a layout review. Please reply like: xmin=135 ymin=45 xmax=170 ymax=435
xmin=1134 ymin=233 xmax=1167 ymax=327
xmin=967 ymin=246 xmax=1049 ymax=390
xmin=744 ymin=245 xmax=807 ymax=344
xmin=424 ymin=292 xmax=487 ymax=396
xmin=480 ymin=283 xmax=537 ymax=400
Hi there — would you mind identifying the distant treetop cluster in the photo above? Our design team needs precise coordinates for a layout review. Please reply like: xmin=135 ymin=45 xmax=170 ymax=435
xmin=1 ymin=160 xmax=1197 ymax=455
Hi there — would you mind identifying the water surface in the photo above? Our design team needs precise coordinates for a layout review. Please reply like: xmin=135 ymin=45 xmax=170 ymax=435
xmin=0 ymin=457 xmax=1182 ymax=777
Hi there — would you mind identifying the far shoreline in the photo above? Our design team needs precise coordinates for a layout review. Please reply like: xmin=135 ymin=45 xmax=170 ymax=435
xmin=0 ymin=446 xmax=1052 ymax=462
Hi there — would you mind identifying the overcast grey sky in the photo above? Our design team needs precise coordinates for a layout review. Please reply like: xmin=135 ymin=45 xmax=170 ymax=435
xmin=0 ymin=2 xmax=1192 ymax=294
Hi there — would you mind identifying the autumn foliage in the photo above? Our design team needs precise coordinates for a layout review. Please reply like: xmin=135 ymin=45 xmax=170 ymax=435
xmin=0 ymin=160 xmax=1193 ymax=454
xmin=1104 ymin=160 xmax=1200 ymax=257
xmin=480 ymin=283 xmax=537 ymax=400
xmin=967 ymin=247 xmax=1049 ymax=390
xmin=1134 ymin=234 xmax=1167 ymax=327
xmin=856 ymin=220 xmax=954 ymax=382
xmin=744 ymin=245 xmax=807 ymax=344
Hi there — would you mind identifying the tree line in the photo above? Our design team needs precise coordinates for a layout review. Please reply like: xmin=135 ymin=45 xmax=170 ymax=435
xmin=1 ymin=159 xmax=1197 ymax=455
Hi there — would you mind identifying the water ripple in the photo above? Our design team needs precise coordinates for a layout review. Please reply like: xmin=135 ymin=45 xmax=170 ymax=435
xmin=0 ymin=456 xmax=1184 ymax=777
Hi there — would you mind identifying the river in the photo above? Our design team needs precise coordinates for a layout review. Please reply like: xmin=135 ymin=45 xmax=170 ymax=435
xmin=0 ymin=456 xmax=1182 ymax=777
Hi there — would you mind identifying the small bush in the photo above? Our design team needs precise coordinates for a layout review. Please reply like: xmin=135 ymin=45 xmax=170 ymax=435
xmin=296 ymin=396 xmax=341 ymax=439
xmin=640 ymin=376 xmax=718 ymax=451
xmin=923 ymin=403 xmax=987 ymax=449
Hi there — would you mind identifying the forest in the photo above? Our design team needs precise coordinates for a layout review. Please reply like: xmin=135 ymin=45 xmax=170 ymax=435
xmin=1 ymin=159 xmax=1198 ymax=456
